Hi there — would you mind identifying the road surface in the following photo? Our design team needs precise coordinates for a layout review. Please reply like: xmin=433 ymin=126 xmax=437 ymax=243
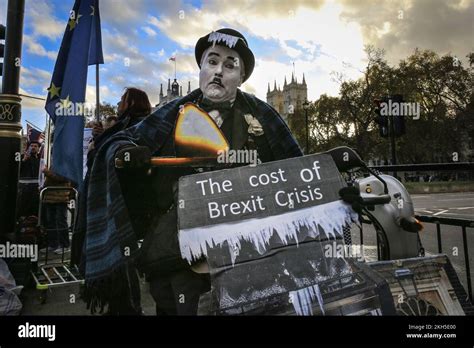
xmin=413 ymin=192 xmax=474 ymax=220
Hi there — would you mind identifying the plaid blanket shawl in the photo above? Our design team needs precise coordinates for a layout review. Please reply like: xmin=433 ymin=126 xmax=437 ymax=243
xmin=83 ymin=88 xmax=302 ymax=312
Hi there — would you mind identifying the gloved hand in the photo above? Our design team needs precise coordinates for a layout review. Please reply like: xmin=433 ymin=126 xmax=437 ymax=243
xmin=339 ymin=186 xmax=363 ymax=213
xmin=115 ymin=145 xmax=151 ymax=169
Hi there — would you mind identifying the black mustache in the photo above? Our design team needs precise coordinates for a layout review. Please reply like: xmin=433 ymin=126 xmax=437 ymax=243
xmin=209 ymin=78 xmax=224 ymax=87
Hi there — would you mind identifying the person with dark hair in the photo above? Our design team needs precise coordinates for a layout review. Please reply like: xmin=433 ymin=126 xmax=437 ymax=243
xmin=72 ymin=87 xmax=153 ymax=315
xmin=88 ymin=88 xmax=154 ymax=234
xmin=117 ymin=87 xmax=152 ymax=118
xmin=20 ymin=141 xmax=41 ymax=178
xmin=18 ymin=141 xmax=42 ymax=218
xmin=88 ymin=87 xmax=152 ymax=154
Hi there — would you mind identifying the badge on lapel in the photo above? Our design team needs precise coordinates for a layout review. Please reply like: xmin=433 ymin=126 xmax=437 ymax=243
xmin=244 ymin=114 xmax=264 ymax=136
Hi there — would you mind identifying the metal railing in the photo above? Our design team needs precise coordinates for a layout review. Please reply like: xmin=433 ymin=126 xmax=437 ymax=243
xmin=367 ymin=162 xmax=473 ymax=302
xmin=27 ymin=186 xmax=84 ymax=299
xmin=369 ymin=162 xmax=474 ymax=182
xmin=414 ymin=214 xmax=473 ymax=302
xmin=370 ymin=162 xmax=474 ymax=172
xmin=37 ymin=186 xmax=78 ymax=265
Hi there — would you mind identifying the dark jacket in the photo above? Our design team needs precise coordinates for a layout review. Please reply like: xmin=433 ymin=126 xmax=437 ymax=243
xmin=87 ymin=111 xmax=148 ymax=170
xmin=20 ymin=154 xmax=40 ymax=179
xmin=82 ymin=88 xmax=302 ymax=312
xmin=95 ymin=112 xmax=155 ymax=240
xmin=139 ymin=90 xmax=282 ymax=277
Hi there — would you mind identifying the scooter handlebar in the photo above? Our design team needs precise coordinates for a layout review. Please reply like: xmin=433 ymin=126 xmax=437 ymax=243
xmin=359 ymin=194 xmax=391 ymax=206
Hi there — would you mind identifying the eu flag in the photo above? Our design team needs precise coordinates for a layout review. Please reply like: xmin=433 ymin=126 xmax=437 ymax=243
xmin=45 ymin=0 xmax=104 ymax=186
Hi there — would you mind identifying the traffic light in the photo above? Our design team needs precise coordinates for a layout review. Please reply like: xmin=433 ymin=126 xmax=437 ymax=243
xmin=374 ymin=98 xmax=389 ymax=138
xmin=374 ymin=95 xmax=406 ymax=138
xmin=0 ymin=24 xmax=5 ymax=76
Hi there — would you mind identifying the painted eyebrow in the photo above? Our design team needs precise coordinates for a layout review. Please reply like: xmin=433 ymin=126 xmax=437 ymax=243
xmin=207 ymin=52 xmax=236 ymax=61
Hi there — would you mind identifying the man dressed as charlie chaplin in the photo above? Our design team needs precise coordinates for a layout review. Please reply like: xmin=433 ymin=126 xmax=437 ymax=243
xmin=81 ymin=28 xmax=302 ymax=315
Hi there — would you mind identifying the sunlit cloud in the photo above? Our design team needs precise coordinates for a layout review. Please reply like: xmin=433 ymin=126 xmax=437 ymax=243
xmin=13 ymin=0 xmax=473 ymax=129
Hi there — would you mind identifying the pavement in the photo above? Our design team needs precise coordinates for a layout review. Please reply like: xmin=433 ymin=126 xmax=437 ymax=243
xmin=20 ymin=276 xmax=156 ymax=316
xmin=19 ymin=252 xmax=156 ymax=316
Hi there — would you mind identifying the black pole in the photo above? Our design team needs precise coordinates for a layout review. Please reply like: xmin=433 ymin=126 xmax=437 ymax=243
xmin=95 ymin=64 xmax=100 ymax=122
xmin=388 ymin=98 xmax=397 ymax=178
xmin=462 ymin=226 xmax=472 ymax=301
xmin=2 ymin=0 xmax=24 ymax=94
xmin=0 ymin=0 xmax=25 ymax=236
xmin=436 ymin=223 xmax=442 ymax=253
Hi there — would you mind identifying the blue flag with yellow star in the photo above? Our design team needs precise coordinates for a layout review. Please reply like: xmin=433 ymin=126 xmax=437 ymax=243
xmin=45 ymin=0 xmax=104 ymax=186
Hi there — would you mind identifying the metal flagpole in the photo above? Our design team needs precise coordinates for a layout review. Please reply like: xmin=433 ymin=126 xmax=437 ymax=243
xmin=45 ymin=116 xmax=52 ymax=169
xmin=95 ymin=64 xmax=100 ymax=122
xmin=25 ymin=120 xmax=43 ymax=132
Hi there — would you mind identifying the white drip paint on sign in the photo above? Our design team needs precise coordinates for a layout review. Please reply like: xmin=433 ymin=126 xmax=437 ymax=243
xmin=290 ymin=283 xmax=325 ymax=316
xmin=179 ymin=200 xmax=358 ymax=264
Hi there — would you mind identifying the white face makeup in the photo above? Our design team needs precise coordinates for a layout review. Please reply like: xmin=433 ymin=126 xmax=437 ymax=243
xmin=199 ymin=45 xmax=244 ymax=103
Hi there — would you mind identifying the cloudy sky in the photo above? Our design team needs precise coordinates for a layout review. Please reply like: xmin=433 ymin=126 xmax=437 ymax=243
xmin=0 ymin=0 xmax=472 ymax=130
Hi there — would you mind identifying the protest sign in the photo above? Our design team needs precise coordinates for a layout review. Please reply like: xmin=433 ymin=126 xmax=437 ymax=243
xmin=178 ymin=153 xmax=356 ymax=265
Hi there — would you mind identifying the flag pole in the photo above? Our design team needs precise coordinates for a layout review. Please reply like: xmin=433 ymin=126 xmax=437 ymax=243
xmin=45 ymin=115 xmax=52 ymax=168
xmin=25 ymin=120 xmax=43 ymax=132
xmin=174 ymin=58 xmax=176 ymax=80
xmin=95 ymin=63 xmax=100 ymax=122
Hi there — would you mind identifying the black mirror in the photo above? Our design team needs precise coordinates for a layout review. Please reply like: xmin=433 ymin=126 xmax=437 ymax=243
xmin=325 ymin=146 xmax=366 ymax=172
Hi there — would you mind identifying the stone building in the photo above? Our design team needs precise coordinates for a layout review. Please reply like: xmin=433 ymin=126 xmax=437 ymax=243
xmin=156 ymin=79 xmax=191 ymax=107
xmin=266 ymin=73 xmax=308 ymax=124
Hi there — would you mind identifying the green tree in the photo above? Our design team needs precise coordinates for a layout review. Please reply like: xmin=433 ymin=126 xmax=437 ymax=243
xmin=308 ymin=47 xmax=474 ymax=164
xmin=394 ymin=49 xmax=474 ymax=163
xmin=309 ymin=46 xmax=391 ymax=160
xmin=288 ymin=108 xmax=308 ymax=152
xmin=85 ymin=102 xmax=117 ymax=124
xmin=99 ymin=102 xmax=117 ymax=119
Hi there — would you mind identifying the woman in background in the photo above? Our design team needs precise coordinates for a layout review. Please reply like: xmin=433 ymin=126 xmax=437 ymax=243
xmin=72 ymin=87 xmax=153 ymax=315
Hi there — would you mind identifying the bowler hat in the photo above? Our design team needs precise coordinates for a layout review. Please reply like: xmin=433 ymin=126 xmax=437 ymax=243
xmin=195 ymin=28 xmax=255 ymax=82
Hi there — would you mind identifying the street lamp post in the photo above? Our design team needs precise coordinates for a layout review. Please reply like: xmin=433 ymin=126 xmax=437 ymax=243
xmin=303 ymin=99 xmax=310 ymax=154
xmin=0 ymin=0 xmax=25 ymax=236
